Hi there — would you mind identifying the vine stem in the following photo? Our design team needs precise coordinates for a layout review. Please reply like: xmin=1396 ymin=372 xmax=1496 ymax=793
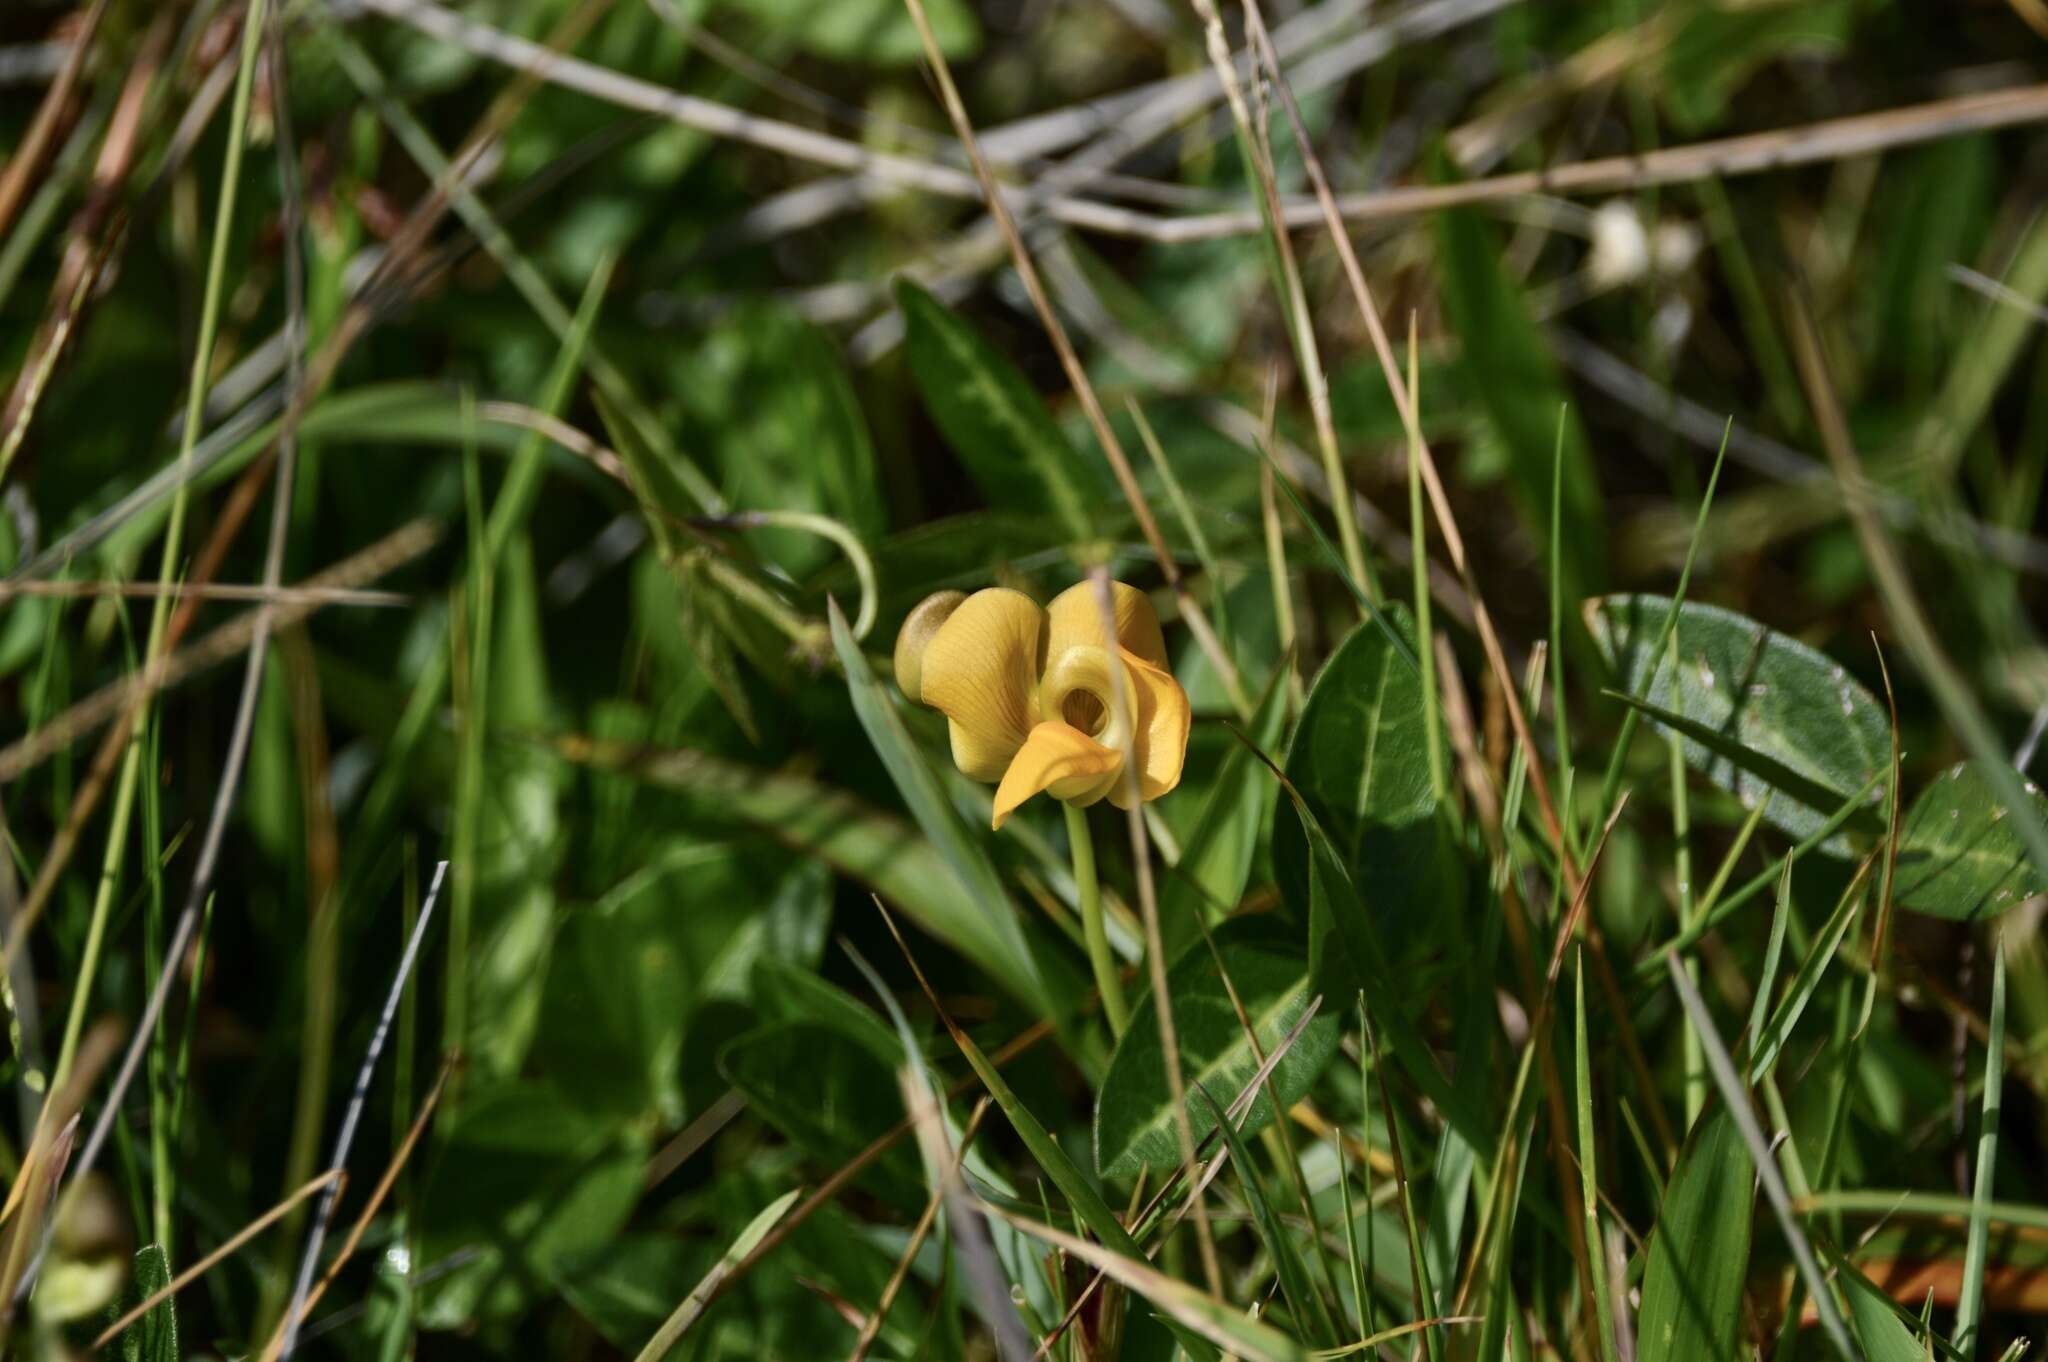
xmin=1065 ymin=803 xmax=1128 ymax=1038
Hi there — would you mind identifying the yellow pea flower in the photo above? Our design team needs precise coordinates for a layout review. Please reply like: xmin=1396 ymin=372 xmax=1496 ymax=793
xmin=895 ymin=582 xmax=1192 ymax=830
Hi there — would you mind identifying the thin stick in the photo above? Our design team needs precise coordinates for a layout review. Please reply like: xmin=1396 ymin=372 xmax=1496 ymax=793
xmin=256 ymin=1053 xmax=459 ymax=1355
xmin=891 ymin=0 xmax=1251 ymax=720
xmin=0 ymin=581 xmax=406 ymax=606
xmin=835 ymin=1097 xmax=987 ymax=1359
xmin=0 ymin=0 xmax=108 ymax=242
xmin=1240 ymin=0 xmax=1570 ymax=882
xmin=1148 ymin=80 xmax=2048 ymax=242
xmin=90 ymin=1171 xmax=342 ymax=1351
xmin=353 ymin=2 xmax=2048 ymax=244
xmin=1081 ymin=565 xmax=1223 ymax=1295
xmin=0 ymin=520 xmax=443 ymax=791
xmin=273 ymin=860 xmax=449 ymax=1359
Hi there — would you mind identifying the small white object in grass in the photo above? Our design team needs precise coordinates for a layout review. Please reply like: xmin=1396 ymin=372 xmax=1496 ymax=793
xmin=1653 ymin=219 xmax=1703 ymax=277
xmin=1588 ymin=199 xmax=1651 ymax=288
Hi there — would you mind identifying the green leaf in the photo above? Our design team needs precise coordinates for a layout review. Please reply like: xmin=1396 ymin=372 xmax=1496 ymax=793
xmin=916 ymin=957 xmax=1147 ymax=1262
xmin=751 ymin=956 xmax=906 ymax=1068
xmin=829 ymin=601 xmax=1061 ymax=1023
xmin=581 ymin=739 xmax=1065 ymax=1017
xmin=1836 ymin=1250 xmax=1947 ymax=1362
xmin=1661 ymin=0 xmax=1853 ymax=133
xmin=718 ymin=1022 xmax=926 ymax=1208
xmin=1272 ymin=775 xmax=1488 ymax=1157
xmin=1273 ymin=606 xmax=1461 ymax=948
xmin=112 ymin=1246 xmax=177 ymax=1362
xmin=1158 ymin=668 xmax=1290 ymax=950
xmin=1586 ymin=594 xmax=1890 ymax=849
xmin=1094 ymin=920 xmax=1339 ymax=1178
xmin=723 ymin=0 xmax=980 ymax=65
xmin=897 ymin=278 xmax=1100 ymax=541
xmin=1432 ymin=193 xmax=1604 ymax=595
xmin=1894 ymin=761 xmax=2048 ymax=921
xmin=675 ymin=304 xmax=884 ymax=575
xmin=553 ymin=1235 xmax=705 ymax=1351
xmin=419 ymin=1082 xmax=649 ymax=1326
xmin=466 ymin=534 xmax=565 ymax=1080
xmin=1635 ymin=1108 xmax=1754 ymax=1362
xmin=1750 ymin=869 xmax=1865 ymax=1082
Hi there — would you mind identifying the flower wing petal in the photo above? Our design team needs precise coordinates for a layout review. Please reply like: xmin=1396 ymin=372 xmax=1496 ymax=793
xmin=1044 ymin=580 xmax=1168 ymax=668
xmin=919 ymin=588 xmax=1045 ymax=781
xmin=992 ymin=722 xmax=1123 ymax=829
xmin=1106 ymin=647 xmax=1191 ymax=809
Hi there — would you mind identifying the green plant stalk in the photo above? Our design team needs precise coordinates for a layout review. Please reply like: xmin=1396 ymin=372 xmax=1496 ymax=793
xmin=46 ymin=0 xmax=270 ymax=1099
xmin=1594 ymin=423 xmax=1730 ymax=825
xmin=1633 ymin=772 xmax=1881 ymax=977
xmin=1335 ymin=1142 xmax=1373 ymax=1343
xmin=1409 ymin=326 xmax=1444 ymax=804
xmin=141 ymin=709 xmax=172 ymax=1256
xmin=1360 ymin=995 xmax=1443 ymax=1362
xmin=1130 ymin=398 xmax=1229 ymax=644
xmin=1259 ymin=461 xmax=1303 ymax=711
xmin=1066 ymin=803 xmax=1128 ymax=1039
xmin=447 ymin=395 xmax=493 ymax=1080
xmin=1575 ymin=959 xmax=1623 ymax=1362
xmin=1665 ymin=630 xmax=1705 ymax=1127
xmin=1548 ymin=407 xmax=1575 ymax=850
xmin=1954 ymin=938 xmax=2006 ymax=1357
xmin=1190 ymin=0 xmax=1373 ymax=603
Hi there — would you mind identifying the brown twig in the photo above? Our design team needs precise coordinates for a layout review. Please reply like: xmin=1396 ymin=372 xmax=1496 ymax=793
xmin=892 ymin=0 xmax=1250 ymax=720
xmin=91 ymin=1170 xmax=344 ymax=1350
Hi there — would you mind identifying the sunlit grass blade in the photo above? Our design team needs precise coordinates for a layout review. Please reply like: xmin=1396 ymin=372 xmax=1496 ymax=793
xmin=1664 ymin=954 xmax=1857 ymax=1360
xmin=632 ymin=1189 xmax=802 ymax=1361
xmin=1574 ymin=957 xmax=1622 ymax=1362
xmin=1193 ymin=1084 xmax=1332 ymax=1346
xmin=986 ymin=1203 xmax=1307 ymax=1362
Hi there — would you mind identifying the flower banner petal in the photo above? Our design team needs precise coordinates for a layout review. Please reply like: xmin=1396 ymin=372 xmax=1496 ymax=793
xmin=1044 ymin=581 xmax=1168 ymax=669
xmin=920 ymin=588 xmax=1046 ymax=781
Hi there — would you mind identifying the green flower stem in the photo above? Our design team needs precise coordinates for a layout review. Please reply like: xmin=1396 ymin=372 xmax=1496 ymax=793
xmin=1066 ymin=802 xmax=1129 ymax=1038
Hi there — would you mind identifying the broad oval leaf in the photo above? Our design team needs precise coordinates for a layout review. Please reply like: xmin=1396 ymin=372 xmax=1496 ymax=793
xmin=897 ymin=278 xmax=1101 ymax=541
xmin=1636 ymin=1108 xmax=1754 ymax=1362
xmin=418 ymin=1082 xmax=649 ymax=1326
xmin=1094 ymin=920 xmax=1339 ymax=1178
xmin=1272 ymin=606 xmax=1459 ymax=946
xmin=1586 ymin=594 xmax=1889 ymax=849
xmin=1895 ymin=761 xmax=2048 ymax=920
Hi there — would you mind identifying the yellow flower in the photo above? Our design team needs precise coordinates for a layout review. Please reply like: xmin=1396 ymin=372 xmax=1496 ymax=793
xmin=894 ymin=582 xmax=1191 ymax=830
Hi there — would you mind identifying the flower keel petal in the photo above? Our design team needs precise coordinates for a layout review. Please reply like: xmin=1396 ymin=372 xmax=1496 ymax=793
xmin=992 ymin=722 xmax=1123 ymax=829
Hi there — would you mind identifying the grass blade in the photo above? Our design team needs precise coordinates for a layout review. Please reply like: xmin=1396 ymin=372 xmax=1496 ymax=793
xmin=1953 ymin=938 xmax=2007 ymax=1356
xmin=632 ymin=1189 xmax=802 ymax=1361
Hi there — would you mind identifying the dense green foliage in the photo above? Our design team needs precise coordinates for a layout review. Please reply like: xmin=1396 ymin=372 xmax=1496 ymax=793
xmin=3 ymin=0 xmax=2048 ymax=1358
